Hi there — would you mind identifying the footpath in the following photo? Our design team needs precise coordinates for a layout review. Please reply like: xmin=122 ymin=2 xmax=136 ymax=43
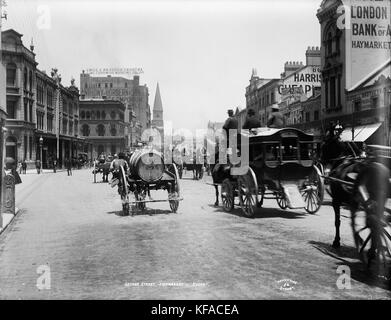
xmin=0 ymin=169 xmax=67 ymax=233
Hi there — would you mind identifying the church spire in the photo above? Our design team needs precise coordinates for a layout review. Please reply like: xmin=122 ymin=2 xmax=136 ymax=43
xmin=153 ymin=82 xmax=163 ymax=111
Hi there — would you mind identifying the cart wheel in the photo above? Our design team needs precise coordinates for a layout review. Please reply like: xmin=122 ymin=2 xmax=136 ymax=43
xmin=276 ymin=192 xmax=288 ymax=210
xmin=169 ymin=164 xmax=181 ymax=213
xmin=352 ymin=165 xmax=391 ymax=277
xmin=119 ymin=165 xmax=130 ymax=216
xmin=221 ymin=179 xmax=234 ymax=212
xmin=301 ymin=166 xmax=324 ymax=214
xmin=238 ymin=170 xmax=258 ymax=218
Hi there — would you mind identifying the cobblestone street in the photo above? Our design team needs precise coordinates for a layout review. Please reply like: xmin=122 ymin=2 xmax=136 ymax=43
xmin=0 ymin=169 xmax=390 ymax=299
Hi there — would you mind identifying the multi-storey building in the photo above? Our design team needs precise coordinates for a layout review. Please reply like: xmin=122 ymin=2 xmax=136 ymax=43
xmin=79 ymin=99 xmax=126 ymax=158
xmin=317 ymin=0 xmax=391 ymax=144
xmin=80 ymin=72 xmax=151 ymax=147
xmin=1 ymin=29 xmax=84 ymax=169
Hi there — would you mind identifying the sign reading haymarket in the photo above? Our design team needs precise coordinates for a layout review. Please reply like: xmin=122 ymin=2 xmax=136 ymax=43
xmin=343 ymin=0 xmax=391 ymax=89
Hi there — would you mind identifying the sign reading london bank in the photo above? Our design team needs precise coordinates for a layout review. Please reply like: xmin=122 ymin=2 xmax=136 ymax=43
xmin=342 ymin=0 xmax=391 ymax=89
xmin=278 ymin=66 xmax=321 ymax=97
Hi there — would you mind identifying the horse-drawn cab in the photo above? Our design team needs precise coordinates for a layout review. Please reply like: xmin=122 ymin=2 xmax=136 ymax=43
xmin=213 ymin=127 xmax=324 ymax=217
xmin=92 ymin=154 xmax=112 ymax=183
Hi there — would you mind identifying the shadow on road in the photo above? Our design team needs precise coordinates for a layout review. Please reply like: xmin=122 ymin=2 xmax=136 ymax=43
xmin=107 ymin=208 xmax=174 ymax=217
xmin=207 ymin=204 xmax=305 ymax=219
xmin=310 ymin=240 xmax=391 ymax=292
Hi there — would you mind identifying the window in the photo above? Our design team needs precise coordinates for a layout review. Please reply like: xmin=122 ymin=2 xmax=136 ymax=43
xmin=36 ymin=111 xmax=44 ymax=130
xmin=6 ymin=63 xmax=17 ymax=87
xmin=37 ymin=81 xmax=44 ymax=104
xmin=105 ymin=83 xmax=108 ymax=88
xmin=7 ymin=100 xmax=16 ymax=119
xmin=325 ymin=79 xmax=329 ymax=108
xmin=372 ymin=96 xmax=379 ymax=109
xmin=110 ymin=111 xmax=116 ymax=119
xmin=125 ymin=82 xmax=128 ymax=88
xmin=327 ymin=32 xmax=333 ymax=56
xmin=24 ymin=135 xmax=28 ymax=160
xmin=110 ymin=83 xmax=113 ymax=88
xmin=305 ymin=112 xmax=310 ymax=123
xmin=86 ymin=111 xmax=91 ymax=119
xmin=29 ymin=70 xmax=33 ymax=91
xmin=81 ymin=124 xmax=90 ymax=136
xmin=63 ymin=101 xmax=68 ymax=114
xmin=314 ymin=110 xmax=319 ymax=121
xmin=47 ymin=89 xmax=53 ymax=108
xmin=97 ymin=124 xmax=105 ymax=136
xmin=24 ymin=68 xmax=28 ymax=90
xmin=337 ymin=75 xmax=341 ymax=106
xmin=330 ymin=77 xmax=336 ymax=108
xmin=29 ymin=102 xmax=33 ymax=122
xmin=47 ymin=114 xmax=53 ymax=132
xmin=110 ymin=125 xmax=117 ymax=136
xmin=81 ymin=111 xmax=85 ymax=119
xmin=69 ymin=121 xmax=73 ymax=135
xmin=29 ymin=136 xmax=33 ymax=160
xmin=69 ymin=103 xmax=73 ymax=115
xmin=281 ymin=137 xmax=298 ymax=161
xmin=24 ymin=101 xmax=28 ymax=121
xmin=63 ymin=119 xmax=68 ymax=135
xmin=354 ymin=100 xmax=361 ymax=112
xmin=101 ymin=111 xmax=106 ymax=119
xmin=96 ymin=111 xmax=101 ymax=119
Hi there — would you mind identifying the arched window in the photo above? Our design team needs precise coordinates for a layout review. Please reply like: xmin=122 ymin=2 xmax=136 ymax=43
xmin=69 ymin=103 xmax=73 ymax=115
xmin=29 ymin=70 xmax=33 ymax=90
xmin=110 ymin=110 xmax=116 ymax=119
xmin=97 ymin=124 xmax=105 ymax=136
xmin=327 ymin=32 xmax=333 ymax=56
xmin=63 ymin=101 xmax=68 ymax=114
xmin=101 ymin=111 xmax=106 ymax=119
xmin=86 ymin=111 xmax=91 ymax=119
xmin=24 ymin=68 xmax=28 ymax=90
xmin=81 ymin=124 xmax=90 ymax=136
xmin=110 ymin=125 xmax=117 ymax=136
xmin=96 ymin=111 xmax=101 ymax=119
xmin=80 ymin=111 xmax=85 ymax=119
xmin=6 ymin=63 xmax=17 ymax=87
xmin=91 ymin=111 xmax=95 ymax=119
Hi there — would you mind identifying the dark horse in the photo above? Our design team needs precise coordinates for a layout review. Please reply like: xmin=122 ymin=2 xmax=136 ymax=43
xmin=320 ymin=125 xmax=390 ymax=263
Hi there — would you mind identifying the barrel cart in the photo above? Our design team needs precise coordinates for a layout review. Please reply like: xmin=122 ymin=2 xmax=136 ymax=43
xmin=117 ymin=148 xmax=183 ymax=216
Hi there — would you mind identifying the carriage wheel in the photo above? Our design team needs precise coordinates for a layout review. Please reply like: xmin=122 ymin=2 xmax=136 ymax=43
xmin=119 ymin=165 xmax=129 ymax=216
xmin=221 ymin=179 xmax=234 ymax=212
xmin=351 ymin=164 xmax=391 ymax=278
xmin=169 ymin=164 xmax=181 ymax=213
xmin=351 ymin=204 xmax=391 ymax=278
xmin=301 ymin=167 xmax=324 ymax=214
xmin=276 ymin=192 xmax=288 ymax=210
xmin=238 ymin=170 xmax=258 ymax=218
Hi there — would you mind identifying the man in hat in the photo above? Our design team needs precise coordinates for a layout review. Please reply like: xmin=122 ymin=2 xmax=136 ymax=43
xmin=242 ymin=108 xmax=261 ymax=130
xmin=267 ymin=105 xmax=284 ymax=128
xmin=223 ymin=109 xmax=238 ymax=150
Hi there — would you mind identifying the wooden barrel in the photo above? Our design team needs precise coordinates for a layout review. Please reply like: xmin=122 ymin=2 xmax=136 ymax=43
xmin=129 ymin=149 xmax=164 ymax=182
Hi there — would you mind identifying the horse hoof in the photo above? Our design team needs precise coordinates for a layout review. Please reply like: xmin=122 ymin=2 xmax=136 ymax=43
xmin=214 ymin=202 xmax=219 ymax=206
xmin=332 ymin=240 xmax=340 ymax=249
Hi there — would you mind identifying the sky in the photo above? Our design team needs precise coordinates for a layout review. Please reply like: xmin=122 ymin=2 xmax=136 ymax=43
xmin=2 ymin=0 xmax=321 ymax=131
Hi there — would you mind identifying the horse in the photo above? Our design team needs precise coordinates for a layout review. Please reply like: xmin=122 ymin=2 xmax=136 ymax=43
xmin=320 ymin=126 xmax=390 ymax=260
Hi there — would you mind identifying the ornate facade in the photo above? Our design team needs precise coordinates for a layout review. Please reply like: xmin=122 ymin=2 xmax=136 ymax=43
xmin=79 ymin=99 xmax=126 ymax=158
xmin=1 ymin=29 xmax=84 ymax=169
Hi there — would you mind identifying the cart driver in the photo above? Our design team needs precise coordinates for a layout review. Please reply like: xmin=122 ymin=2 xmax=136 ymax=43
xmin=110 ymin=152 xmax=128 ymax=173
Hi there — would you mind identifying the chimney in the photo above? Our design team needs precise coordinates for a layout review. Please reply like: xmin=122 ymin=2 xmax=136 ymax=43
xmin=282 ymin=61 xmax=303 ymax=78
xmin=134 ymin=75 xmax=140 ymax=86
xmin=305 ymin=46 xmax=321 ymax=66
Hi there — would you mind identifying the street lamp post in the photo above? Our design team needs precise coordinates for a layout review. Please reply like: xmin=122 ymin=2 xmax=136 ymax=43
xmin=39 ymin=136 xmax=43 ymax=174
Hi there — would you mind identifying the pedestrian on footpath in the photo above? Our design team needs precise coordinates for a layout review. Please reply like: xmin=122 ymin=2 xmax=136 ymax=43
xmin=22 ymin=159 xmax=27 ymax=174
xmin=53 ymin=159 xmax=57 ymax=173
xmin=35 ymin=159 xmax=41 ymax=174
xmin=17 ymin=161 xmax=22 ymax=174
xmin=11 ymin=163 xmax=22 ymax=185
xmin=66 ymin=158 xmax=72 ymax=176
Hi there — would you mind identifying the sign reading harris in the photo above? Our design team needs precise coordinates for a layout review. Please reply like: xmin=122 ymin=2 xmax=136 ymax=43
xmin=341 ymin=0 xmax=391 ymax=90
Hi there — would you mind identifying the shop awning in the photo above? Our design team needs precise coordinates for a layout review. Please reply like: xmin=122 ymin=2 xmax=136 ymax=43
xmin=340 ymin=123 xmax=382 ymax=142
